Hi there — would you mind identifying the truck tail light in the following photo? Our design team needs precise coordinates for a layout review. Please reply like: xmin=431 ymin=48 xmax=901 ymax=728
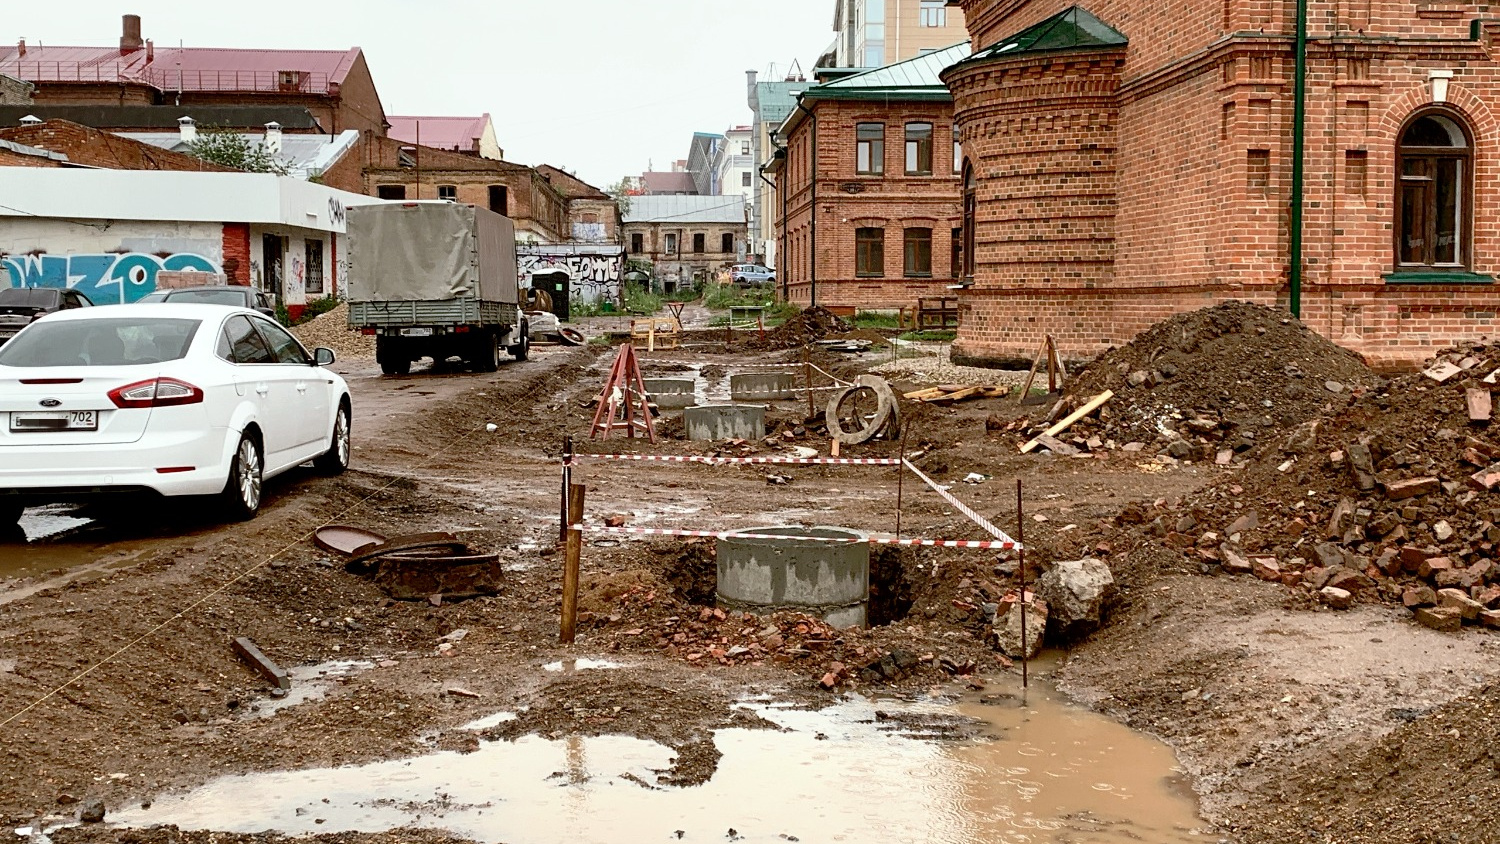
xmin=109 ymin=377 xmax=204 ymax=409
xmin=360 ymin=328 xmax=376 ymax=336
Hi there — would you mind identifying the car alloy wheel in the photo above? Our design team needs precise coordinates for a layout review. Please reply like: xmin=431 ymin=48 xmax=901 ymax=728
xmin=315 ymin=404 xmax=352 ymax=474
xmin=222 ymin=434 xmax=263 ymax=520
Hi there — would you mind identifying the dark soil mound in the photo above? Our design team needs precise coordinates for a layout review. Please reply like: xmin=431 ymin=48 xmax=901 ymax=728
xmin=755 ymin=306 xmax=851 ymax=350
xmin=1064 ymin=301 xmax=1377 ymax=450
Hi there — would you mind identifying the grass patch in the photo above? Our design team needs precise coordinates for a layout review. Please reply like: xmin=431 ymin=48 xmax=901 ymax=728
xmin=703 ymin=283 xmax=776 ymax=310
xmin=571 ymin=300 xmax=604 ymax=318
xmin=623 ymin=283 xmax=663 ymax=315
xmin=853 ymin=311 xmax=900 ymax=329
xmin=898 ymin=329 xmax=957 ymax=342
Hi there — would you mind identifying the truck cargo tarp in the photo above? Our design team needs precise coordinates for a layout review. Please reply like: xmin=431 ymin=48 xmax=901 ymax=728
xmin=347 ymin=203 xmax=509 ymax=302
xmin=475 ymin=209 xmax=518 ymax=304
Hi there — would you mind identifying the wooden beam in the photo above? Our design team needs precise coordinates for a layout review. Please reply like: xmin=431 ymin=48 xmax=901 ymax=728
xmin=1020 ymin=390 xmax=1115 ymax=453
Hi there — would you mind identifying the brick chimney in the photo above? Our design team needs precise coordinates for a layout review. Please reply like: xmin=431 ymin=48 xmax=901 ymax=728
xmin=121 ymin=14 xmax=144 ymax=54
xmin=16 ymin=39 xmax=25 ymax=59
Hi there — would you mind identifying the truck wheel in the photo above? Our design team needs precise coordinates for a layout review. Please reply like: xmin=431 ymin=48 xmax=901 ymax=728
xmin=376 ymin=337 xmax=410 ymax=376
xmin=474 ymin=330 xmax=501 ymax=373
xmin=509 ymin=325 xmax=530 ymax=361
xmin=0 ymin=499 xmax=23 ymax=527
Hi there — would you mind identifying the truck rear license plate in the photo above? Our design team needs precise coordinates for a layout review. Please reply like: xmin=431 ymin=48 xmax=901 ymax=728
xmin=10 ymin=410 xmax=99 ymax=432
xmin=400 ymin=328 xmax=434 ymax=337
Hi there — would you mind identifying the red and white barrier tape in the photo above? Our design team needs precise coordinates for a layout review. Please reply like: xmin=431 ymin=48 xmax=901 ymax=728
xmin=642 ymin=360 xmax=805 ymax=369
xmin=572 ymin=524 xmax=1016 ymax=549
xmin=902 ymin=458 xmax=1020 ymax=546
xmin=567 ymin=453 xmax=902 ymax=466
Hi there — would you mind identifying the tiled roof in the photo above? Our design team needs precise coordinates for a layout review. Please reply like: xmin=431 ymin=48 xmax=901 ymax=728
xmin=387 ymin=115 xmax=490 ymax=153
xmin=0 ymin=45 xmax=363 ymax=94
xmin=623 ymin=195 xmax=747 ymax=225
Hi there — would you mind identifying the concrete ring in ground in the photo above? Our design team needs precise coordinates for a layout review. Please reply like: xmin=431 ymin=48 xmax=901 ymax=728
xmin=826 ymin=375 xmax=897 ymax=445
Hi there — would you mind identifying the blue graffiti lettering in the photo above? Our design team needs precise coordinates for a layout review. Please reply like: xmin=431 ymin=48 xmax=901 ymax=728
xmin=1 ymin=252 xmax=222 ymax=304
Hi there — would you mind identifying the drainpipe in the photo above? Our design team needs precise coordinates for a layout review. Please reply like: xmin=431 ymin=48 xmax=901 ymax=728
xmin=794 ymin=97 xmax=818 ymax=307
xmin=1288 ymin=0 xmax=1307 ymax=319
xmin=757 ymin=162 xmax=786 ymax=301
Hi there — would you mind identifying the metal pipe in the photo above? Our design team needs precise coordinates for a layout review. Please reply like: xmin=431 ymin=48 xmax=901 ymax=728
xmin=1017 ymin=478 xmax=1028 ymax=690
xmin=1289 ymin=0 xmax=1308 ymax=318
xmin=794 ymin=97 xmax=818 ymax=307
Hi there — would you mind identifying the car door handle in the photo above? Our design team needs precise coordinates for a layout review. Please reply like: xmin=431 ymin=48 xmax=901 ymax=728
xmin=255 ymin=384 xmax=270 ymax=396
xmin=295 ymin=381 xmax=308 ymax=393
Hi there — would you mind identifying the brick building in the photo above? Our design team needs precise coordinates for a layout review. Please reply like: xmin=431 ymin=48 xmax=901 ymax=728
xmin=388 ymin=115 xmax=504 ymax=160
xmin=536 ymin=165 xmax=622 ymax=244
xmin=0 ymin=74 xmax=32 ymax=105
xmin=1 ymin=16 xmax=386 ymax=135
xmin=623 ymin=196 xmax=748 ymax=290
xmin=0 ymin=118 xmax=235 ymax=171
xmin=359 ymin=135 xmax=570 ymax=243
xmin=945 ymin=1 xmax=1500 ymax=369
xmin=772 ymin=43 xmax=970 ymax=310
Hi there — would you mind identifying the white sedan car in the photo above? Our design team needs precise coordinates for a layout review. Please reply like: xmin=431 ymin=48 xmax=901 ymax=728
xmin=0 ymin=303 xmax=351 ymax=525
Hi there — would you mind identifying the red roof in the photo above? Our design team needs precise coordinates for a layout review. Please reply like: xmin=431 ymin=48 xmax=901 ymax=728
xmin=387 ymin=115 xmax=490 ymax=153
xmin=0 ymin=44 xmax=362 ymax=94
xmin=641 ymin=171 xmax=698 ymax=195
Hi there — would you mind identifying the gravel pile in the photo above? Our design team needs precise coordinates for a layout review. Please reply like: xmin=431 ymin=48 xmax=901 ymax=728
xmin=872 ymin=343 xmax=1028 ymax=387
xmin=293 ymin=302 xmax=375 ymax=362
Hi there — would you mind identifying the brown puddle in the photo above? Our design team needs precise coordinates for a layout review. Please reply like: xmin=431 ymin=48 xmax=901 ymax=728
xmin=114 ymin=669 xmax=1209 ymax=843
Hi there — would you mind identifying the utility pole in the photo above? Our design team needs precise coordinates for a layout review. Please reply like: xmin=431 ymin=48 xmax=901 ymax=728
xmin=1288 ymin=0 xmax=1308 ymax=318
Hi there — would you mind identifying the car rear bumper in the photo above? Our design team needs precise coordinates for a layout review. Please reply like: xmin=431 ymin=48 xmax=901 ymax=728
xmin=0 ymin=427 xmax=231 ymax=499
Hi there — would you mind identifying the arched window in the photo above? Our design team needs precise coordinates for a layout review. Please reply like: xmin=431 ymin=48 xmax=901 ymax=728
xmin=1397 ymin=110 xmax=1473 ymax=269
xmin=961 ymin=161 xmax=976 ymax=280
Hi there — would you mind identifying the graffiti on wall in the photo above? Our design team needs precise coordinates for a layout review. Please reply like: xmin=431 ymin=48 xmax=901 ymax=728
xmin=0 ymin=252 xmax=221 ymax=305
xmin=518 ymin=252 xmax=623 ymax=302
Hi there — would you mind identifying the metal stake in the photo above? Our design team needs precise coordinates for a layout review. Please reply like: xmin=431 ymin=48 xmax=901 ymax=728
xmin=559 ymin=435 xmax=573 ymax=546
xmin=1017 ymin=478 xmax=1028 ymax=690
xmin=804 ymin=343 xmax=816 ymax=420
xmin=895 ymin=426 xmax=908 ymax=540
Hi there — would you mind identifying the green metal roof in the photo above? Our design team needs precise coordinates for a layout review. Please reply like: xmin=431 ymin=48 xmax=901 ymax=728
xmin=805 ymin=41 xmax=972 ymax=100
xmin=962 ymin=6 xmax=1126 ymax=65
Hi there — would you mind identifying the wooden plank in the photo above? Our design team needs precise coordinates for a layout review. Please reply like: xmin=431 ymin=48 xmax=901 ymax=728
xmin=1468 ymin=388 xmax=1493 ymax=423
xmin=1018 ymin=339 xmax=1047 ymax=402
xmin=926 ymin=386 xmax=983 ymax=405
xmin=1021 ymin=390 xmax=1115 ymax=454
xmin=904 ymin=387 xmax=947 ymax=400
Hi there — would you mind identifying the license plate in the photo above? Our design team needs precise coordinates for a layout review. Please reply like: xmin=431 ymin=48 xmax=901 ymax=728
xmin=400 ymin=328 xmax=434 ymax=337
xmin=10 ymin=410 xmax=99 ymax=432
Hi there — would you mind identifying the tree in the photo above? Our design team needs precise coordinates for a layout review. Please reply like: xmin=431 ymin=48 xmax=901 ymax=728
xmin=604 ymin=177 xmax=637 ymax=216
xmin=187 ymin=129 xmax=289 ymax=175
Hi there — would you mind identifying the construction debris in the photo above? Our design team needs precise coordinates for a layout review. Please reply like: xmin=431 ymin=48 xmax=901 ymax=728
xmin=903 ymin=385 xmax=1010 ymax=404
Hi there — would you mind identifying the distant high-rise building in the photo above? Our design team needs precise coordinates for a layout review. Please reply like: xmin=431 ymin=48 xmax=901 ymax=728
xmin=828 ymin=0 xmax=968 ymax=69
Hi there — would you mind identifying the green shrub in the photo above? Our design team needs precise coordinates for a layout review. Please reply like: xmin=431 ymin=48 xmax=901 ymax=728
xmin=571 ymin=299 xmax=604 ymax=318
xmin=623 ymin=282 xmax=662 ymax=314
xmin=853 ymin=311 xmax=900 ymax=329
xmin=703 ymin=282 xmax=775 ymax=310
xmin=899 ymin=329 xmax=957 ymax=342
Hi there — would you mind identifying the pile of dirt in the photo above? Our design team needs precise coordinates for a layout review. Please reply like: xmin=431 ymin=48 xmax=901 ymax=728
xmin=1045 ymin=301 xmax=1378 ymax=454
xmin=754 ymin=306 xmax=851 ymax=350
xmin=292 ymin=302 xmax=375 ymax=362
xmin=1124 ymin=343 xmax=1500 ymax=628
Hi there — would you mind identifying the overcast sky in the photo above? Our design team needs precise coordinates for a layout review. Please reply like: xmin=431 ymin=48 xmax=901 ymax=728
xmin=7 ymin=1 xmax=835 ymax=187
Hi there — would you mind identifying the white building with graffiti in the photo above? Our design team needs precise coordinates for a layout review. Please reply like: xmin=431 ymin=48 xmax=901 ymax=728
xmin=517 ymin=243 xmax=624 ymax=320
xmin=0 ymin=167 xmax=383 ymax=318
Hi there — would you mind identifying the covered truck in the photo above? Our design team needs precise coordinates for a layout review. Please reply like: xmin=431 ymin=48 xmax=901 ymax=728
xmin=346 ymin=202 xmax=528 ymax=376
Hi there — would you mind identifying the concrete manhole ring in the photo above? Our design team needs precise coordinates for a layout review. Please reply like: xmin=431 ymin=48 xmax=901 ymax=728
xmin=826 ymin=375 xmax=899 ymax=445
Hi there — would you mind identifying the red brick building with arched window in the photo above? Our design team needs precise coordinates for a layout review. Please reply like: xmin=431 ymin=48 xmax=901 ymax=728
xmin=944 ymin=0 xmax=1500 ymax=369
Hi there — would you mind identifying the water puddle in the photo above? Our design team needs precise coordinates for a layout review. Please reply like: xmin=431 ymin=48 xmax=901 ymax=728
xmin=119 ymin=673 xmax=1206 ymax=843
xmin=541 ymin=658 xmax=623 ymax=673
xmin=248 ymin=660 xmax=377 ymax=719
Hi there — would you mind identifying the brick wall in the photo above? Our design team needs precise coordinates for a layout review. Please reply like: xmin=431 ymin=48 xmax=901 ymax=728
xmin=948 ymin=0 xmax=1500 ymax=369
xmin=777 ymin=98 xmax=963 ymax=310
xmin=0 ymin=120 xmax=234 ymax=171
xmin=0 ymin=74 xmax=32 ymax=105
xmin=221 ymin=223 xmax=252 ymax=286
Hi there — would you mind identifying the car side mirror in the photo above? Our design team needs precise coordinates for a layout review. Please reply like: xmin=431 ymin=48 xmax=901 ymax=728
xmin=257 ymin=306 xmax=276 ymax=317
xmin=314 ymin=347 xmax=336 ymax=367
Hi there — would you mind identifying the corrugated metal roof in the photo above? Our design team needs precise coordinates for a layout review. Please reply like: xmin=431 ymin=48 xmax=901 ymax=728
xmin=0 ymin=44 xmax=362 ymax=94
xmin=387 ymin=115 xmax=491 ymax=153
xmin=813 ymin=42 xmax=972 ymax=93
xmin=623 ymin=195 xmax=747 ymax=225
xmin=121 ymin=129 xmax=361 ymax=180
xmin=640 ymin=171 xmax=698 ymax=195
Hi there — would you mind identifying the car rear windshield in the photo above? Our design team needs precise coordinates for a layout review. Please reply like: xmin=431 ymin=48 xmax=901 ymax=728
xmin=0 ymin=288 xmax=60 ymax=308
xmin=0 ymin=318 xmax=202 ymax=367
xmin=164 ymin=289 xmax=247 ymax=306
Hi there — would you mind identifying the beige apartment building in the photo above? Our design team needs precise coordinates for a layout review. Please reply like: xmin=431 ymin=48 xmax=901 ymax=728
xmin=829 ymin=0 xmax=968 ymax=68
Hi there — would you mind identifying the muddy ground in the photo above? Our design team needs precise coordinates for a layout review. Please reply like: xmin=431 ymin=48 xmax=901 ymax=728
xmin=3 ymin=329 xmax=1499 ymax=844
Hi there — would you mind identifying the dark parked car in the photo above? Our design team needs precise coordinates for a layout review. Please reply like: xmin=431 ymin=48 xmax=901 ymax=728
xmin=137 ymin=285 xmax=276 ymax=316
xmin=0 ymin=287 xmax=94 ymax=346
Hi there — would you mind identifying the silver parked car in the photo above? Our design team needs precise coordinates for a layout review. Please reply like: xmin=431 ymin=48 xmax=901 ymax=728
xmin=730 ymin=264 xmax=776 ymax=287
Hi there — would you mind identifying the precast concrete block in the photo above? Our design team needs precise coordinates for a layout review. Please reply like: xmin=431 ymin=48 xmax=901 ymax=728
xmin=684 ymin=403 xmax=765 ymax=441
xmin=717 ymin=526 xmax=870 ymax=628
xmin=643 ymin=377 xmax=697 ymax=409
xmin=730 ymin=372 xmax=795 ymax=401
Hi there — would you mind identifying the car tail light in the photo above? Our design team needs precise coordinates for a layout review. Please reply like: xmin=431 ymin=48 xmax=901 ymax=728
xmin=21 ymin=378 xmax=83 ymax=385
xmin=108 ymin=377 xmax=204 ymax=409
xmin=360 ymin=328 xmax=376 ymax=336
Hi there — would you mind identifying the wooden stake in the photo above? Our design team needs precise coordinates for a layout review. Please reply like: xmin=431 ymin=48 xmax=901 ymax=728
xmin=804 ymin=344 xmax=816 ymax=419
xmin=1020 ymin=390 xmax=1115 ymax=453
xmin=560 ymin=482 xmax=585 ymax=644
xmin=830 ymin=438 xmax=840 ymax=457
